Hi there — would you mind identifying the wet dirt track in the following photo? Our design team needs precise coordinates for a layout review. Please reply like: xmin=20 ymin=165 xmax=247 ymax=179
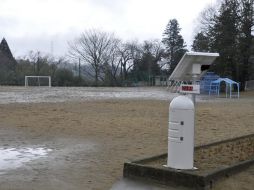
xmin=0 ymin=87 xmax=253 ymax=190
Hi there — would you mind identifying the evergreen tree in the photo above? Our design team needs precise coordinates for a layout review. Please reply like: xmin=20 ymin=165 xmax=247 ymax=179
xmin=238 ymin=0 xmax=254 ymax=90
xmin=193 ymin=0 xmax=254 ymax=90
xmin=0 ymin=38 xmax=17 ymax=85
xmin=162 ymin=19 xmax=187 ymax=74
xmin=210 ymin=0 xmax=240 ymax=79
xmin=0 ymin=38 xmax=15 ymax=60
xmin=192 ymin=32 xmax=210 ymax=52
xmin=131 ymin=41 xmax=161 ymax=82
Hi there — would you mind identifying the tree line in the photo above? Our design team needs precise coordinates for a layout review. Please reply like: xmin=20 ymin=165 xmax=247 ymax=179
xmin=68 ymin=20 xmax=187 ymax=86
xmin=192 ymin=0 xmax=254 ymax=90
xmin=1 ymin=0 xmax=254 ymax=89
xmin=2 ymin=21 xmax=186 ymax=87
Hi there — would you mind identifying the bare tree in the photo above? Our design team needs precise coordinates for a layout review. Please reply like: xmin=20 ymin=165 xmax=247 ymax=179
xmin=198 ymin=4 xmax=218 ymax=33
xmin=26 ymin=51 xmax=41 ymax=75
xmin=118 ymin=41 xmax=141 ymax=83
xmin=24 ymin=51 xmax=62 ymax=77
xmin=143 ymin=39 xmax=164 ymax=63
xmin=68 ymin=29 xmax=120 ymax=86
xmin=100 ymin=37 xmax=122 ymax=85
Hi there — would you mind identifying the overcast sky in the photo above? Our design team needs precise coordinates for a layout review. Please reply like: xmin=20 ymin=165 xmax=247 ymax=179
xmin=0 ymin=0 xmax=216 ymax=58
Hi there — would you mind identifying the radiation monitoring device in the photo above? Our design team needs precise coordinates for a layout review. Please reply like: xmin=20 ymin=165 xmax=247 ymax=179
xmin=166 ymin=52 xmax=219 ymax=170
xmin=168 ymin=52 xmax=219 ymax=94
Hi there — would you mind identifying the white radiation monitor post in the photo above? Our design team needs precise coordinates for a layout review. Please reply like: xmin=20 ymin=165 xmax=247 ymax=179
xmin=166 ymin=52 xmax=219 ymax=170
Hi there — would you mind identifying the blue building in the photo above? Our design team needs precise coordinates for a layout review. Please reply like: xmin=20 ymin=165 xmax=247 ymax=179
xmin=200 ymin=72 xmax=220 ymax=94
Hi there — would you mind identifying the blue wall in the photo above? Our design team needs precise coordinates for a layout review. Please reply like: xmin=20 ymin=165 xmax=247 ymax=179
xmin=200 ymin=72 xmax=220 ymax=94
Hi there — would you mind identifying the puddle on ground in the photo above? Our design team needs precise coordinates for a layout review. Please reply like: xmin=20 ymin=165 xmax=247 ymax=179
xmin=110 ymin=178 xmax=188 ymax=190
xmin=0 ymin=147 xmax=52 ymax=174
xmin=0 ymin=87 xmax=177 ymax=104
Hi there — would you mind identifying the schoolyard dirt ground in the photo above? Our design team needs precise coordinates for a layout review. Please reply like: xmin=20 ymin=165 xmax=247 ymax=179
xmin=0 ymin=87 xmax=253 ymax=190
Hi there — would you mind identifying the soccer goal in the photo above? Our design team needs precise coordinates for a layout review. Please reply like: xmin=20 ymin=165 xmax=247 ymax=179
xmin=25 ymin=76 xmax=51 ymax=87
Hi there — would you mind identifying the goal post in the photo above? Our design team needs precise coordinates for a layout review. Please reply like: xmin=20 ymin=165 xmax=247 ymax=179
xmin=25 ymin=76 xmax=51 ymax=87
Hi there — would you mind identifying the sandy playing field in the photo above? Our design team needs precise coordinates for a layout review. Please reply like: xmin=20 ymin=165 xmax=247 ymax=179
xmin=0 ymin=87 xmax=253 ymax=190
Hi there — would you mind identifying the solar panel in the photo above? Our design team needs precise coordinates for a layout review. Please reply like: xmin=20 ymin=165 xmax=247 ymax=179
xmin=169 ymin=52 xmax=219 ymax=82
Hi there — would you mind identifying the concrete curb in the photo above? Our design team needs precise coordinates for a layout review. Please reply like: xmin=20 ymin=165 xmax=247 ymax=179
xmin=123 ymin=134 xmax=254 ymax=189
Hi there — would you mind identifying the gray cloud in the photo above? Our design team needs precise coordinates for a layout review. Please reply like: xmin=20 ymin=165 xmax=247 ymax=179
xmin=8 ymin=31 xmax=81 ymax=58
xmin=87 ymin=0 xmax=127 ymax=13
xmin=0 ymin=0 xmax=216 ymax=58
xmin=0 ymin=16 xmax=19 ymax=33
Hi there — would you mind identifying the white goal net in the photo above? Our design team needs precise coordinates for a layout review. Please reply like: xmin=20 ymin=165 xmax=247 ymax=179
xmin=25 ymin=76 xmax=51 ymax=87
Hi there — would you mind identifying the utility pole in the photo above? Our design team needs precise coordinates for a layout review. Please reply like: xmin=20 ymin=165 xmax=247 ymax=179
xmin=78 ymin=58 xmax=81 ymax=79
